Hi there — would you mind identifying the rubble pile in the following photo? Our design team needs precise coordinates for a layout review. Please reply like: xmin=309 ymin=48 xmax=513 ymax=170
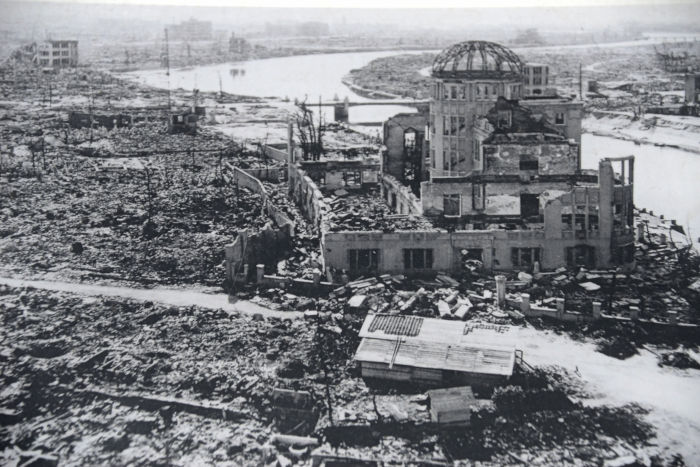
xmin=0 ymin=154 xmax=273 ymax=286
xmin=0 ymin=284 xmax=315 ymax=465
xmin=0 ymin=284 xmax=373 ymax=465
xmin=323 ymin=188 xmax=436 ymax=233
xmin=0 ymin=60 xmax=294 ymax=287
xmin=303 ymin=366 xmax=656 ymax=466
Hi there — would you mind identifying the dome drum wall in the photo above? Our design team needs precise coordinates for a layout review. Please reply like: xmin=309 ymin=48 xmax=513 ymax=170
xmin=428 ymin=41 xmax=526 ymax=177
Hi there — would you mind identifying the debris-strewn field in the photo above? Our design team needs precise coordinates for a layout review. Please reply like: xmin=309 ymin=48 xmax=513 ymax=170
xmin=0 ymin=64 xmax=290 ymax=287
xmin=3 ymin=283 xmax=687 ymax=466
xmin=0 ymin=134 xmax=278 ymax=286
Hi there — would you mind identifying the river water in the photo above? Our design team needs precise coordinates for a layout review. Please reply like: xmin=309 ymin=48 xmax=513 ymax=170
xmin=582 ymin=134 xmax=699 ymax=242
xmin=124 ymin=50 xmax=699 ymax=242
xmin=124 ymin=50 xmax=430 ymax=124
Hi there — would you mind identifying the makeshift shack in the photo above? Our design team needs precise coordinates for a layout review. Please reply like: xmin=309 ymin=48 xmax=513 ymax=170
xmin=354 ymin=314 xmax=517 ymax=387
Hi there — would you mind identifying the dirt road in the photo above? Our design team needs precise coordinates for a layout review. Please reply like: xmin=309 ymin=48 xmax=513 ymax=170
xmin=0 ymin=276 xmax=302 ymax=319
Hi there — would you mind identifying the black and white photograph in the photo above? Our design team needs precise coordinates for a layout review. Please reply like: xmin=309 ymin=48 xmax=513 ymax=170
xmin=0 ymin=0 xmax=699 ymax=465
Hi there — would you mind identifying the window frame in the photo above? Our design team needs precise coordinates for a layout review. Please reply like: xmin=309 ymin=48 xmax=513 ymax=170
xmin=403 ymin=249 xmax=434 ymax=270
xmin=348 ymin=249 xmax=380 ymax=272
xmin=443 ymin=193 xmax=461 ymax=217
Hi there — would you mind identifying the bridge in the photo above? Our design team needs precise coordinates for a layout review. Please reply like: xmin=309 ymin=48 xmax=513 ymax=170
xmin=296 ymin=98 xmax=430 ymax=123
xmin=302 ymin=99 xmax=430 ymax=108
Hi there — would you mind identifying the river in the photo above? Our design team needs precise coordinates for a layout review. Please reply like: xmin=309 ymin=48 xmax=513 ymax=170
xmin=124 ymin=50 xmax=699 ymax=243
xmin=582 ymin=134 xmax=699 ymax=242
xmin=124 ymin=50 xmax=430 ymax=124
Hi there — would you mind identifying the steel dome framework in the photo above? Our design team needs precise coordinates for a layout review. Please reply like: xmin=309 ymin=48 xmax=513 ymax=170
xmin=432 ymin=40 xmax=524 ymax=79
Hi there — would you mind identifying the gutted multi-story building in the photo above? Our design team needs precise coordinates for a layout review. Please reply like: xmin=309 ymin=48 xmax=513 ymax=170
xmin=33 ymin=40 xmax=78 ymax=68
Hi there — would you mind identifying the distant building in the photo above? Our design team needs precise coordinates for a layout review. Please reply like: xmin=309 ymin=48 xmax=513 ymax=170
xmin=229 ymin=32 xmax=250 ymax=54
xmin=69 ymin=111 xmax=131 ymax=130
xmin=686 ymin=73 xmax=700 ymax=104
xmin=167 ymin=18 xmax=212 ymax=41
xmin=522 ymin=63 xmax=556 ymax=97
xmin=31 ymin=40 xmax=78 ymax=68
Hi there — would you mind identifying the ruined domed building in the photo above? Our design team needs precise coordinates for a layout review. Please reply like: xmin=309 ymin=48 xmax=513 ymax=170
xmin=283 ymin=40 xmax=635 ymax=277
xmin=378 ymin=40 xmax=635 ymax=271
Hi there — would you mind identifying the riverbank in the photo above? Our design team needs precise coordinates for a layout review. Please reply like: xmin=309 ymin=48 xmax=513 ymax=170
xmin=585 ymin=111 xmax=700 ymax=155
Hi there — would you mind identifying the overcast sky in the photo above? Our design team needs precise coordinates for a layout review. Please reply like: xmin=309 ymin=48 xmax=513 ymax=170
xmin=2 ymin=0 xmax=698 ymax=38
xmin=8 ymin=0 xmax=700 ymax=7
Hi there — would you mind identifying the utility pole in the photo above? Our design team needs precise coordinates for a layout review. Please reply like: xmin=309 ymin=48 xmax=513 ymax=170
xmin=579 ymin=63 xmax=583 ymax=101
xmin=88 ymin=77 xmax=94 ymax=146
xmin=164 ymin=28 xmax=171 ymax=112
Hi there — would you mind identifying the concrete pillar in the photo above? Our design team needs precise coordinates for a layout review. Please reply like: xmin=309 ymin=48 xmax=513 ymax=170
xmin=556 ymin=298 xmax=565 ymax=318
xmin=256 ymin=264 xmax=265 ymax=283
xmin=533 ymin=261 xmax=541 ymax=274
xmin=243 ymin=264 xmax=249 ymax=280
xmin=629 ymin=306 xmax=640 ymax=320
xmin=520 ymin=293 xmax=530 ymax=316
xmin=313 ymin=269 xmax=321 ymax=285
xmin=592 ymin=301 xmax=602 ymax=319
xmin=495 ymin=275 xmax=506 ymax=308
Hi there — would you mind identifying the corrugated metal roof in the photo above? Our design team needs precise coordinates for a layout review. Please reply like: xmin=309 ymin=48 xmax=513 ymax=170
xmin=368 ymin=314 xmax=423 ymax=337
xmin=354 ymin=337 xmax=514 ymax=377
xmin=359 ymin=314 xmax=518 ymax=350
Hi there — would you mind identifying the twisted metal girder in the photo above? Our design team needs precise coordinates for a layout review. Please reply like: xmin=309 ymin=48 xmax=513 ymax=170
xmin=432 ymin=40 xmax=524 ymax=79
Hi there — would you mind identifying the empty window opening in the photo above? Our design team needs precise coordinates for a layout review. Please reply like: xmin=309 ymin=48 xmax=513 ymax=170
xmin=458 ymin=116 xmax=466 ymax=135
xmin=519 ymin=154 xmax=538 ymax=171
xmin=403 ymin=249 xmax=434 ymax=270
xmin=443 ymin=194 xmax=461 ymax=216
xmin=589 ymin=214 xmax=599 ymax=231
xmin=461 ymin=248 xmax=483 ymax=261
xmin=348 ymin=249 xmax=379 ymax=272
xmin=555 ymin=112 xmax=565 ymax=125
xmin=472 ymin=184 xmax=485 ymax=210
xmin=404 ymin=130 xmax=416 ymax=151
xmin=511 ymin=247 xmax=541 ymax=268
xmin=566 ymin=245 xmax=596 ymax=268
xmin=344 ymin=170 xmax=361 ymax=186
xmin=520 ymin=193 xmax=540 ymax=219
xmin=562 ymin=214 xmax=573 ymax=230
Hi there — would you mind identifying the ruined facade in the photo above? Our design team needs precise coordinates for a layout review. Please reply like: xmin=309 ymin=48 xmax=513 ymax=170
xmin=22 ymin=40 xmax=79 ymax=68
xmin=382 ymin=112 xmax=428 ymax=195
xmin=285 ymin=40 xmax=635 ymax=277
